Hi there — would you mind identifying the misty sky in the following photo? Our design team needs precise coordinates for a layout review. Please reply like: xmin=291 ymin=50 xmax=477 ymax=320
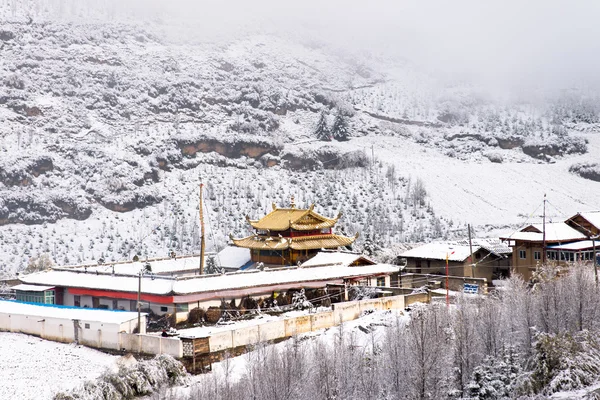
xmin=140 ymin=0 xmax=599 ymax=92
xmin=7 ymin=0 xmax=599 ymax=92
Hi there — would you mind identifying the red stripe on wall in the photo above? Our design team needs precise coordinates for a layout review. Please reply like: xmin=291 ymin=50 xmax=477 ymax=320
xmin=172 ymin=279 xmax=345 ymax=303
xmin=68 ymin=288 xmax=174 ymax=304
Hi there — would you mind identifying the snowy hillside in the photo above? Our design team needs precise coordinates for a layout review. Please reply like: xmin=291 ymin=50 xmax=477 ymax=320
xmin=1 ymin=2 xmax=600 ymax=276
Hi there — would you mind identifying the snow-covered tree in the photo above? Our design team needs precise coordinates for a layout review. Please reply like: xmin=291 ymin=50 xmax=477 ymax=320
xmin=24 ymin=253 xmax=54 ymax=274
xmin=331 ymin=111 xmax=350 ymax=141
xmin=314 ymin=110 xmax=331 ymax=141
xmin=205 ymin=255 xmax=221 ymax=275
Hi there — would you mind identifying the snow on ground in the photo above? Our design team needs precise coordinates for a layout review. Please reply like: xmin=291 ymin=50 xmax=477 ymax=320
xmin=0 ymin=332 xmax=117 ymax=400
xmin=332 ymin=132 xmax=600 ymax=228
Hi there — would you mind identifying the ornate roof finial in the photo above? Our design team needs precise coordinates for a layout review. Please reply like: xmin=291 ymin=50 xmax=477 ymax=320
xmin=290 ymin=195 xmax=296 ymax=208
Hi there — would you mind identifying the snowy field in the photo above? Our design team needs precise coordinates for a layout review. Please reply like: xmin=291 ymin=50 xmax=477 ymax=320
xmin=0 ymin=332 xmax=117 ymax=400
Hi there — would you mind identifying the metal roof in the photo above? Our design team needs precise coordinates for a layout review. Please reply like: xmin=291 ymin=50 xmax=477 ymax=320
xmin=547 ymin=240 xmax=600 ymax=251
xmin=11 ymin=284 xmax=55 ymax=292
xmin=501 ymin=222 xmax=586 ymax=243
xmin=231 ymin=233 xmax=356 ymax=250
xmin=247 ymin=205 xmax=339 ymax=231
xmin=19 ymin=263 xmax=397 ymax=296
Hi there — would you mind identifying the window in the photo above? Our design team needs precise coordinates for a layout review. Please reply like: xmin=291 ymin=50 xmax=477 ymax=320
xmin=160 ymin=306 xmax=168 ymax=313
xmin=519 ymin=250 xmax=526 ymax=259
xmin=534 ymin=251 xmax=541 ymax=261
xmin=176 ymin=303 xmax=189 ymax=313
xmin=84 ymin=323 xmax=90 ymax=329
xmin=16 ymin=290 xmax=54 ymax=304
xmin=376 ymin=277 xmax=386 ymax=287
xmin=74 ymin=295 xmax=81 ymax=307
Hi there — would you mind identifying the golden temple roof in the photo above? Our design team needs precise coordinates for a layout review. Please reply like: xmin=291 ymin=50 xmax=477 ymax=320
xmin=231 ymin=233 xmax=358 ymax=251
xmin=246 ymin=204 xmax=341 ymax=231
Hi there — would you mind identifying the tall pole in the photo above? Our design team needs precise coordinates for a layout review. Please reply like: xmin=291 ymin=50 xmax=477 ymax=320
xmin=199 ymin=183 xmax=206 ymax=275
xmin=542 ymin=194 xmax=547 ymax=264
xmin=468 ymin=224 xmax=475 ymax=278
xmin=137 ymin=271 xmax=141 ymax=334
xmin=445 ymin=253 xmax=450 ymax=308
xmin=592 ymin=238 xmax=597 ymax=285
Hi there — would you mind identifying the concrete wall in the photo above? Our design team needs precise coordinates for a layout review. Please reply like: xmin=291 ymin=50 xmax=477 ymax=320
xmin=209 ymin=294 xmax=409 ymax=354
xmin=113 ymin=333 xmax=182 ymax=358
xmin=405 ymin=292 xmax=430 ymax=306
xmin=0 ymin=310 xmax=143 ymax=344
xmin=332 ymin=301 xmax=361 ymax=323
xmin=258 ymin=320 xmax=286 ymax=342
xmin=210 ymin=330 xmax=234 ymax=352
xmin=232 ymin=325 xmax=259 ymax=348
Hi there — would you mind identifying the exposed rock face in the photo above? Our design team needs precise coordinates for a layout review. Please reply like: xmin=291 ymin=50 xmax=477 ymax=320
xmin=496 ymin=136 xmax=525 ymax=149
xmin=177 ymin=137 xmax=282 ymax=160
xmin=522 ymin=137 xmax=587 ymax=159
xmin=570 ymin=163 xmax=600 ymax=182
xmin=0 ymin=30 xmax=14 ymax=41
xmin=0 ymin=193 xmax=92 ymax=226
xmin=96 ymin=191 xmax=163 ymax=213
xmin=280 ymin=147 xmax=368 ymax=170
xmin=0 ymin=156 xmax=54 ymax=187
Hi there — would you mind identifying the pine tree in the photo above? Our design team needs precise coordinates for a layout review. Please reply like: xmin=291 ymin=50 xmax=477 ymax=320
xmin=205 ymin=255 xmax=221 ymax=274
xmin=314 ymin=111 xmax=330 ymax=141
xmin=331 ymin=111 xmax=350 ymax=141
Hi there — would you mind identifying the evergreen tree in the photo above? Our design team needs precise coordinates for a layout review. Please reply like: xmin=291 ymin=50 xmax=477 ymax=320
xmin=331 ymin=111 xmax=350 ymax=141
xmin=314 ymin=111 xmax=330 ymax=141
xmin=205 ymin=255 xmax=221 ymax=274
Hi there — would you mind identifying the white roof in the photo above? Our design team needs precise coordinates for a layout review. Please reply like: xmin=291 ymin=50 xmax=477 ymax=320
xmin=173 ymin=264 xmax=398 ymax=294
xmin=11 ymin=284 xmax=55 ymax=292
xmin=0 ymin=300 xmax=142 ymax=324
xmin=503 ymin=222 xmax=586 ymax=243
xmin=400 ymin=243 xmax=476 ymax=262
xmin=455 ymin=238 xmax=512 ymax=256
xmin=217 ymin=246 xmax=251 ymax=269
xmin=576 ymin=211 xmax=600 ymax=232
xmin=80 ymin=257 xmax=206 ymax=275
xmin=21 ymin=270 xmax=175 ymax=295
xmin=21 ymin=264 xmax=399 ymax=296
xmin=300 ymin=252 xmax=375 ymax=268
xmin=547 ymin=240 xmax=600 ymax=251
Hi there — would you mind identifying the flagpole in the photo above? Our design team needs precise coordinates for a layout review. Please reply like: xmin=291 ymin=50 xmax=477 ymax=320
xmin=446 ymin=252 xmax=450 ymax=307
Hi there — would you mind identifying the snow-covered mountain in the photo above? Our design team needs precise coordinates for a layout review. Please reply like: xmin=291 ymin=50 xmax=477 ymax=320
xmin=1 ymin=3 xmax=599 ymax=277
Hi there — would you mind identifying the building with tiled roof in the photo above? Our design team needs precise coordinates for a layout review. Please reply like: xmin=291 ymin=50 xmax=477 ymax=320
xmin=501 ymin=212 xmax=600 ymax=280
xmin=231 ymin=201 xmax=358 ymax=266
xmin=399 ymin=239 xmax=512 ymax=282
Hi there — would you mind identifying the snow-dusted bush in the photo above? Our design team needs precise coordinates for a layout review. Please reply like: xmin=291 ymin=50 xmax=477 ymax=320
xmin=523 ymin=331 xmax=600 ymax=396
xmin=485 ymin=152 xmax=503 ymax=163
xmin=522 ymin=135 xmax=587 ymax=159
xmin=467 ymin=346 xmax=522 ymax=400
xmin=53 ymin=354 xmax=188 ymax=400
xmin=570 ymin=162 xmax=600 ymax=182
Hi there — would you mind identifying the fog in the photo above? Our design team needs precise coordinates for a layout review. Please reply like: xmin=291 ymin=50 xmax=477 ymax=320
xmin=5 ymin=0 xmax=600 ymax=92
xmin=144 ymin=0 xmax=600 ymax=92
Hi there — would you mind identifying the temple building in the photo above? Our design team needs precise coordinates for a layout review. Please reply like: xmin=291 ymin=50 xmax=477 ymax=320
xmin=231 ymin=202 xmax=358 ymax=266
